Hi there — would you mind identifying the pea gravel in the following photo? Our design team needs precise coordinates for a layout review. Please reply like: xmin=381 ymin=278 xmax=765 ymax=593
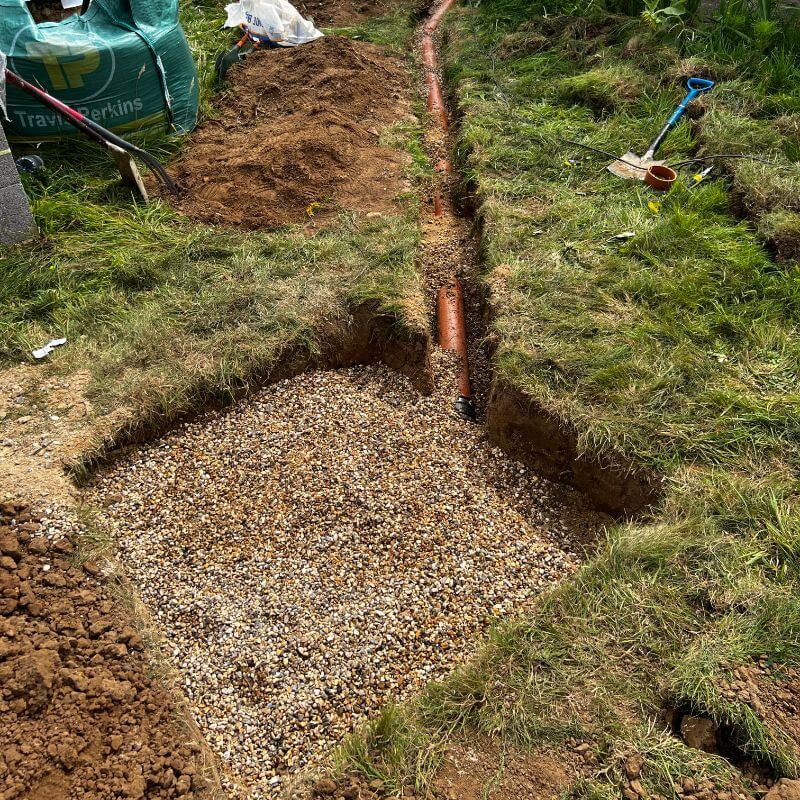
xmin=86 ymin=356 xmax=602 ymax=798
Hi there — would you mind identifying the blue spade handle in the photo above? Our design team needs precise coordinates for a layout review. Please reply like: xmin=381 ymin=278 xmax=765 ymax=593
xmin=644 ymin=77 xmax=715 ymax=161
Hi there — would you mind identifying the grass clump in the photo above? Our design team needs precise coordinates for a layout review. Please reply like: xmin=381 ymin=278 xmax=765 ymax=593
xmin=697 ymin=108 xmax=785 ymax=156
xmin=336 ymin=0 xmax=800 ymax=797
xmin=336 ymin=704 xmax=442 ymax=796
xmin=0 ymin=2 xmax=427 ymax=440
xmin=556 ymin=65 xmax=647 ymax=113
xmin=758 ymin=210 xmax=800 ymax=262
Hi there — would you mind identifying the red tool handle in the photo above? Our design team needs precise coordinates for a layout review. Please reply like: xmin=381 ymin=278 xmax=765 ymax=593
xmin=4 ymin=68 xmax=179 ymax=193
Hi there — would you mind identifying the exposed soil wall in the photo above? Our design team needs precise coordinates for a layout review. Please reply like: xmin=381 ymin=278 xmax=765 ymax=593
xmin=269 ymin=305 xmax=433 ymax=392
xmin=70 ymin=304 xmax=433 ymax=477
xmin=487 ymin=379 xmax=662 ymax=517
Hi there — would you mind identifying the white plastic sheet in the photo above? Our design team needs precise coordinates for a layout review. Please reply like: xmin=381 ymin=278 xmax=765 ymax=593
xmin=224 ymin=0 xmax=323 ymax=47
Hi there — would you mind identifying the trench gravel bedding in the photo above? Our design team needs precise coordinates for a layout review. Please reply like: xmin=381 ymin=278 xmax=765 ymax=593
xmin=86 ymin=359 xmax=602 ymax=797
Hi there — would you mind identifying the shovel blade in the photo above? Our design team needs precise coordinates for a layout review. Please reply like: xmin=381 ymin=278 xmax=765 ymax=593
xmin=608 ymin=151 xmax=646 ymax=180
xmin=109 ymin=143 xmax=149 ymax=203
xmin=215 ymin=42 xmax=256 ymax=81
xmin=607 ymin=152 xmax=665 ymax=181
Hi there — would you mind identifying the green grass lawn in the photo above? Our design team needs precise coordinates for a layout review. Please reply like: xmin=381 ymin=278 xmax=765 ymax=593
xmin=5 ymin=0 xmax=800 ymax=795
xmin=336 ymin=1 xmax=800 ymax=797
xmin=0 ymin=0 xmax=428 ymax=438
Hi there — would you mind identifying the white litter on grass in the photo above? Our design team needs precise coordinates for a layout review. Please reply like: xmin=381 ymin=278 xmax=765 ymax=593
xmin=31 ymin=337 xmax=66 ymax=360
xmin=224 ymin=0 xmax=323 ymax=46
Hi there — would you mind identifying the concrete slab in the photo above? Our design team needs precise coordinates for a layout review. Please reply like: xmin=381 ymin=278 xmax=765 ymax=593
xmin=0 ymin=123 xmax=21 ymax=190
xmin=0 ymin=184 xmax=35 ymax=244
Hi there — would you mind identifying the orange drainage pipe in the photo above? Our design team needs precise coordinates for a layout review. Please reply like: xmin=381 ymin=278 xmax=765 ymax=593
xmin=421 ymin=35 xmax=437 ymax=70
xmin=437 ymin=279 xmax=476 ymax=420
xmin=424 ymin=71 xmax=449 ymax=131
xmin=424 ymin=0 xmax=457 ymax=34
xmin=424 ymin=0 xmax=476 ymax=420
xmin=433 ymin=188 xmax=443 ymax=217
xmin=421 ymin=17 xmax=449 ymax=133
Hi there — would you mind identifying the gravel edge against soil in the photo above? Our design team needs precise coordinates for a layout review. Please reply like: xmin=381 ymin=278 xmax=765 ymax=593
xmin=85 ymin=356 xmax=604 ymax=799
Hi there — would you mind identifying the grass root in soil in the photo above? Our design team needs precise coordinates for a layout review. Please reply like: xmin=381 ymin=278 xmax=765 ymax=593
xmin=165 ymin=37 xmax=412 ymax=230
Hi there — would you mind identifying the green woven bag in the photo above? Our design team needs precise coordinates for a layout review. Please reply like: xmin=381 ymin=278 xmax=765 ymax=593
xmin=0 ymin=0 xmax=199 ymax=141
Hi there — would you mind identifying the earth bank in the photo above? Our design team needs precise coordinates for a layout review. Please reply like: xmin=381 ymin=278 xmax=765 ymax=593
xmin=0 ymin=501 xmax=216 ymax=800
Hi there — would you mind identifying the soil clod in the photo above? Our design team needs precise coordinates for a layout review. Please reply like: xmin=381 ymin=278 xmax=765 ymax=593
xmin=0 ymin=502 xmax=213 ymax=800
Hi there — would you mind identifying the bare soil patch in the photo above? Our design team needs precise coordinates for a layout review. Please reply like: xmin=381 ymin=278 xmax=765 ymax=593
xmin=0 ymin=501 xmax=216 ymax=800
xmin=434 ymin=739 xmax=580 ymax=800
xmin=297 ymin=0 xmax=405 ymax=26
xmin=0 ymin=367 xmax=99 ymax=508
xmin=166 ymin=36 xmax=411 ymax=230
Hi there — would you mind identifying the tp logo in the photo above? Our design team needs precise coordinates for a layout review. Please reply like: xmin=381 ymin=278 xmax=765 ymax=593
xmin=25 ymin=40 xmax=100 ymax=90
xmin=9 ymin=29 xmax=116 ymax=103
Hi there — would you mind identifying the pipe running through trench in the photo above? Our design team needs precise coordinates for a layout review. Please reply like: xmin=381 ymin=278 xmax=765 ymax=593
xmin=423 ymin=0 xmax=477 ymax=419
xmin=437 ymin=279 xmax=477 ymax=420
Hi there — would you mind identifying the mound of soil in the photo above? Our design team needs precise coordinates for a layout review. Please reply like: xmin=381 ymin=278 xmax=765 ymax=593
xmin=26 ymin=2 xmax=77 ymax=23
xmin=0 ymin=501 xmax=213 ymax=800
xmin=297 ymin=0 xmax=404 ymax=26
xmin=167 ymin=37 xmax=411 ymax=230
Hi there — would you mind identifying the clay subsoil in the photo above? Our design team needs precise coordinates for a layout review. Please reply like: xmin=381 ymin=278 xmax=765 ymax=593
xmin=166 ymin=36 xmax=411 ymax=230
xmin=0 ymin=501 xmax=215 ymax=800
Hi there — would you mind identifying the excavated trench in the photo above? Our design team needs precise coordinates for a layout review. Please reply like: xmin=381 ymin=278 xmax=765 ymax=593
xmin=78 ymin=3 xmax=657 ymax=797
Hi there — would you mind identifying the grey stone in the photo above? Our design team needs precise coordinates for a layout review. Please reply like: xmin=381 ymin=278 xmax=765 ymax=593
xmin=0 ymin=145 xmax=22 ymax=191
xmin=0 ymin=122 xmax=34 ymax=244
xmin=0 ymin=121 xmax=22 ymax=190
xmin=0 ymin=183 xmax=35 ymax=244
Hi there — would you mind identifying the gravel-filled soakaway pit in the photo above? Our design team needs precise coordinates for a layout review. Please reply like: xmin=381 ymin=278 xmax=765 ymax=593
xmin=86 ymin=357 xmax=604 ymax=798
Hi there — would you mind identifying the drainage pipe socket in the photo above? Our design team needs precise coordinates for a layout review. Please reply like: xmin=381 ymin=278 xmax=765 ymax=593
xmin=437 ymin=278 xmax=476 ymax=421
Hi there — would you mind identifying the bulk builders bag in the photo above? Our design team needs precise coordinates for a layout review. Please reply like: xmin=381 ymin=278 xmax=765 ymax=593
xmin=0 ymin=0 xmax=199 ymax=140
